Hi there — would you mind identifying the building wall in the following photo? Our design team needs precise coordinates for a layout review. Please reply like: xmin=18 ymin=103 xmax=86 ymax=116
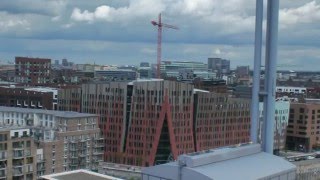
xmin=194 ymin=92 xmax=251 ymax=151
xmin=15 ymin=57 xmax=51 ymax=84
xmin=0 ymin=87 xmax=53 ymax=110
xmin=0 ymin=128 xmax=37 ymax=180
xmin=259 ymin=101 xmax=290 ymax=151
xmin=58 ymin=87 xmax=82 ymax=112
xmin=286 ymin=103 xmax=320 ymax=152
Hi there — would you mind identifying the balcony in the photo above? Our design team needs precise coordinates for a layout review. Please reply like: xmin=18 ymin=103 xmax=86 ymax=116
xmin=0 ymin=152 xmax=7 ymax=161
xmin=0 ymin=169 xmax=6 ymax=178
xmin=94 ymin=143 xmax=104 ymax=148
xmin=13 ymin=167 xmax=23 ymax=176
xmin=13 ymin=150 xmax=24 ymax=159
xmin=25 ymin=164 xmax=33 ymax=174
xmin=93 ymin=150 xmax=104 ymax=155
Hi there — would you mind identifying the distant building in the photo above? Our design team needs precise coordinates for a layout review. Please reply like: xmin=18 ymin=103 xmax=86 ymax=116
xmin=15 ymin=57 xmax=51 ymax=84
xmin=235 ymin=66 xmax=250 ymax=78
xmin=0 ymin=127 xmax=37 ymax=180
xmin=276 ymin=86 xmax=307 ymax=94
xmin=259 ymin=101 xmax=290 ymax=152
xmin=232 ymin=85 xmax=252 ymax=99
xmin=160 ymin=61 xmax=207 ymax=73
xmin=138 ymin=62 xmax=152 ymax=79
xmin=0 ymin=107 xmax=104 ymax=177
xmin=142 ymin=144 xmax=296 ymax=180
xmin=286 ymin=102 xmax=320 ymax=152
xmin=95 ymin=70 xmax=137 ymax=81
xmin=207 ymin=58 xmax=230 ymax=77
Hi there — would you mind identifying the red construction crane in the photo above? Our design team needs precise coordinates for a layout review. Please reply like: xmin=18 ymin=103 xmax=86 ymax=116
xmin=151 ymin=13 xmax=178 ymax=78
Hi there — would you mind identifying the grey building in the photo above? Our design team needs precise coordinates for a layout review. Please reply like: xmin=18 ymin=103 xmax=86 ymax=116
xmin=208 ymin=58 xmax=230 ymax=77
xmin=95 ymin=70 xmax=137 ymax=81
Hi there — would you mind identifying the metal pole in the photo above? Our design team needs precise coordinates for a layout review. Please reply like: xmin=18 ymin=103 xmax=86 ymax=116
xmin=263 ymin=0 xmax=279 ymax=154
xmin=250 ymin=0 xmax=264 ymax=144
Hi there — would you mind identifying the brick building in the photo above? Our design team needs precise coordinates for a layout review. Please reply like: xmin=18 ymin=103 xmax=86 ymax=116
xmin=0 ymin=127 xmax=37 ymax=180
xmin=0 ymin=86 xmax=54 ymax=110
xmin=194 ymin=90 xmax=251 ymax=151
xmin=15 ymin=57 xmax=51 ymax=84
xmin=0 ymin=107 xmax=104 ymax=178
xmin=58 ymin=80 xmax=252 ymax=167
xmin=286 ymin=103 xmax=320 ymax=152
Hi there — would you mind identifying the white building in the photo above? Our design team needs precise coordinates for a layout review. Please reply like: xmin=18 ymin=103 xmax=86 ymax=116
xmin=276 ymin=86 xmax=307 ymax=94
xmin=259 ymin=101 xmax=290 ymax=151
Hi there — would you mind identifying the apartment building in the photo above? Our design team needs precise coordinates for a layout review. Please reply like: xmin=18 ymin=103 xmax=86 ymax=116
xmin=194 ymin=90 xmax=251 ymax=151
xmin=0 ymin=107 xmax=104 ymax=178
xmin=0 ymin=127 xmax=37 ymax=180
xmin=259 ymin=101 xmax=290 ymax=152
xmin=15 ymin=57 xmax=51 ymax=84
xmin=286 ymin=103 xmax=320 ymax=152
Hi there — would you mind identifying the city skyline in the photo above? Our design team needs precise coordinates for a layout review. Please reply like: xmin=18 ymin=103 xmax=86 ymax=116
xmin=0 ymin=0 xmax=319 ymax=70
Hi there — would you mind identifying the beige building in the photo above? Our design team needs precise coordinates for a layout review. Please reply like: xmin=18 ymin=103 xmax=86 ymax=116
xmin=0 ymin=107 xmax=104 ymax=179
xmin=0 ymin=127 xmax=37 ymax=180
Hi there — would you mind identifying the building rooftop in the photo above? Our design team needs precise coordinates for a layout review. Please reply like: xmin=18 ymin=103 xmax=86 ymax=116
xmin=142 ymin=144 xmax=296 ymax=180
xmin=0 ymin=106 xmax=97 ymax=118
xmin=40 ymin=169 xmax=124 ymax=180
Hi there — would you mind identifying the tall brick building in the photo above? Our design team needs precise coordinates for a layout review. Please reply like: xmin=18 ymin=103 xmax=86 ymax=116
xmin=15 ymin=57 xmax=51 ymax=84
xmin=58 ymin=80 xmax=251 ymax=166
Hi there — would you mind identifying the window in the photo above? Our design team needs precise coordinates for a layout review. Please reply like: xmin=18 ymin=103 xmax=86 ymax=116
xmin=14 ymin=132 xmax=19 ymax=137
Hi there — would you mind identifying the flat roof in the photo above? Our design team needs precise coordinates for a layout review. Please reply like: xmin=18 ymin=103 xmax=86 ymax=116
xmin=41 ymin=169 xmax=124 ymax=180
xmin=0 ymin=106 xmax=97 ymax=118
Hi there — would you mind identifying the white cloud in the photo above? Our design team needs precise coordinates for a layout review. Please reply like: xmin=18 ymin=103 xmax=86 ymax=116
xmin=0 ymin=12 xmax=30 ymax=32
xmin=280 ymin=1 xmax=320 ymax=28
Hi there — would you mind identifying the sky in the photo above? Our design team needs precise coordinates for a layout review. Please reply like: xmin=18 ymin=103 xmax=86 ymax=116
xmin=0 ymin=0 xmax=319 ymax=70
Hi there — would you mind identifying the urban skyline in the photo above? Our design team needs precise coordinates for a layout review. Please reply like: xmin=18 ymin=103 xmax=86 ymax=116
xmin=0 ymin=0 xmax=319 ymax=70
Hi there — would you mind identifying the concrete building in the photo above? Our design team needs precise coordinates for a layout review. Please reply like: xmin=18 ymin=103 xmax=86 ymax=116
xmin=15 ymin=57 xmax=51 ymax=84
xmin=0 ymin=107 xmax=104 ymax=177
xmin=0 ymin=127 xmax=37 ymax=180
xmin=207 ymin=58 xmax=230 ymax=77
xmin=286 ymin=103 xmax=320 ymax=152
xmin=0 ymin=86 xmax=55 ymax=110
xmin=142 ymin=144 xmax=296 ymax=180
xmin=259 ymin=101 xmax=290 ymax=152
xmin=276 ymin=86 xmax=307 ymax=94
xmin=194 ymin=90 xmax=251 ymax=151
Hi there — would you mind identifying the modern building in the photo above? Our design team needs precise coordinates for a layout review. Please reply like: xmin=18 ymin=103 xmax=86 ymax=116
xmin=194 ymin=90 xmax=251 ymax=151
xmin=0 ymin=107 xmax=104 ymax=177
xmin=58 ymin=80 xmax=253 ymax=167
xmin=15 ymin=57 xmax=51 ymax=84
xmin=0 ymin=86 xmax=55 ymax=110
xmin=207 ymin=58 xmax=230 ymax=77
xmin=286 ymin=102 xmax=320 ymax=152
xmin=193 ymin=79 xmax=227 ymax=93
xmin=276 ymin=86 xmax=307 ymax=94
xmin=160 ymin=61 xmax=207 ymax=73
xmin=0 ymin=127 xmax=37 ymax=180
xmin=94 ymin=70 xmax=137 ymax=81
xmin=259 ymin=101 xmax=290 ymax=152
xmin=142 ymin=144 xmax=296 ymax=180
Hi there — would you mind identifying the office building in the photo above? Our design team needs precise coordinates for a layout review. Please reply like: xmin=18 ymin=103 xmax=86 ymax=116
xmin=15 ymin=57 xmax=51 ymax=84
xmin=0 ymin=107 xmax=104 ymax=177
xmin=160 ymin=61 xmax=207 ymax=73
xmin=207 ymin=58 xmax=230 ymax=77
xmin=0 ymin=127 xmax=37 ymax=180
xmin=286 ymin=102 xmax=320 ymax=152
xmin=235 ymin=66 xmax=250 ymax=78
xmin=194 ymin=90 xmax=251 ymax=151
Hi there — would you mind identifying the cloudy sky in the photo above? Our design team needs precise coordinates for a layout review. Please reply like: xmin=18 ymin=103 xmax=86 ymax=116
xmin=0 ymin=0 xmax=319 ymax=70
